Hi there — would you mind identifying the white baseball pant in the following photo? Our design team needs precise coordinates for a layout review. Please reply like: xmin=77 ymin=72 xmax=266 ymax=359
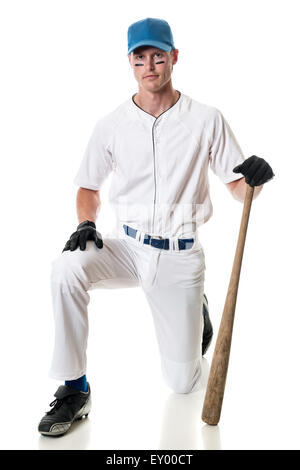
xmin=49 ymin=230 xmax=206 ymax=394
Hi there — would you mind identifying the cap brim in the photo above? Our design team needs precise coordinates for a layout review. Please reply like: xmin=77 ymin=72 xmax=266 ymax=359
xmin=128 ymin=40 xmax=172 ymax=55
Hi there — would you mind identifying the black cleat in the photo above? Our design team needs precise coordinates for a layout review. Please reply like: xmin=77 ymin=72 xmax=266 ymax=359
xmin=38 ymin=384 xmax=91 ymax=437
xmin=202 ymin=294 xmax=213 ymax=355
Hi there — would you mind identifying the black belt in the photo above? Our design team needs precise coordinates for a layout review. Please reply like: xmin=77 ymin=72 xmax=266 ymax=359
xmin=123 ymin=224 xmax=194 ymax=251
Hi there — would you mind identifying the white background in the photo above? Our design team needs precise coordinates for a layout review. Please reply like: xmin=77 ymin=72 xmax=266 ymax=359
xmin=0 ymin=0 xmax=299 ymax=450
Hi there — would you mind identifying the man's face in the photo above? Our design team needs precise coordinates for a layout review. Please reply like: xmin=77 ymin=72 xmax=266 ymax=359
xmin=128 ymin=46 xmax=179 ymax=92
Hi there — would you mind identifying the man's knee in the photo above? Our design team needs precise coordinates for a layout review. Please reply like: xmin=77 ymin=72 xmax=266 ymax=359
xmin=167 ymin=380 xmax=195 ymax=395
xmin=161 ymin=357 xmax=202 ymax=394
xmin=51 ymin=249 xmax=92 ymax=289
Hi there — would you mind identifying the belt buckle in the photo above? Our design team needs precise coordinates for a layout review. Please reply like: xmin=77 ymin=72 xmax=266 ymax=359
xmin=149 ymin=235 xmax=163 ymax=247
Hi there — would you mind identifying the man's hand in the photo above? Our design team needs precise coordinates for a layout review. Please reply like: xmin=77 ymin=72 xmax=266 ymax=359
xmin=62 ymin=220 xmax=103 ymax=252
xmin=233 ymin=155 xmax=274 ymax=187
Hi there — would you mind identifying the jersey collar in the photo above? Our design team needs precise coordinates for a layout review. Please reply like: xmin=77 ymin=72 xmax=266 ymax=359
xmin=131 ymin=90 xmax=181 ymax=122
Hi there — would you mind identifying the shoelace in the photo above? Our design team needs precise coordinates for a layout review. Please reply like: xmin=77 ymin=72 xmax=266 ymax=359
xmin=46 ymin=396 xmax=74 ymax=415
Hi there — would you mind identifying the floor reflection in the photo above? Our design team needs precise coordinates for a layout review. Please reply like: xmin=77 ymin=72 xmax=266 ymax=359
xmin=201 ymin=424 xmax=222 ymax=450
xmin=158 ymin=357 xmax=221 ymax=450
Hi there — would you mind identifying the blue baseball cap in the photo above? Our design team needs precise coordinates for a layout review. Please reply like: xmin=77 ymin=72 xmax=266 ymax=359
xmin=127 ymin=18 xmax=175 ymax=55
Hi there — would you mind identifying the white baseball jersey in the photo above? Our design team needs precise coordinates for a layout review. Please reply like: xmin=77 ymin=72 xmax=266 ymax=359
xmin=74 ymin=91 xmax=245 ymax=239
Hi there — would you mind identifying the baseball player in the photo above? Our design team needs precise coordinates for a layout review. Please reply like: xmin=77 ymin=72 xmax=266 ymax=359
xmin=38 ymin=18 xmax=274 ymax=436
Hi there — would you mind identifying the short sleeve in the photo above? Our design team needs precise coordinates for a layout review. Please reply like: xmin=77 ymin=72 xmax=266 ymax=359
xmin=209 ymin=109 xmax=246 ymax=184
xmin=73 ymin=118 xmax=114 ymax=190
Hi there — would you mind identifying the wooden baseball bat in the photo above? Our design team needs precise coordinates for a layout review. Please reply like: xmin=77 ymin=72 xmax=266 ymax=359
xmin=201 ymin=184 xmax=254 ymax=426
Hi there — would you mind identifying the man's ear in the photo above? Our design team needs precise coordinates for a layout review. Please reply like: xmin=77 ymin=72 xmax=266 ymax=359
xmin=172 ymin=49 xmax=179 ymax=65
xmin=128 ymin=54 xmax=132 ymax=66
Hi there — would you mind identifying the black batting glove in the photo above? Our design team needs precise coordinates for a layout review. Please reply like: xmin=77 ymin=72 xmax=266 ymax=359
xmin=62 ymin=220 xmax=103 ymax=253
xmin=233 ymin=155 xmax=275 ymax=187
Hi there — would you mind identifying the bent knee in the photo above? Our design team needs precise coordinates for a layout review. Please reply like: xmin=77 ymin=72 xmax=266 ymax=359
xmin=51 ymin=250 xmax=93 ymax=288
xmin=168 ymin=381 xmax=195 ymax=395
xmin=162 ymin=357 xmax=202 ymax=394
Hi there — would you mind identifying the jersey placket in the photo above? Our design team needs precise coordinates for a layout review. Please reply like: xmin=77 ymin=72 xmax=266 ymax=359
xmin=151 ymin=116 xmax=162 ymax=235
xmin=131 ymin=93 xmax=181 ymax=237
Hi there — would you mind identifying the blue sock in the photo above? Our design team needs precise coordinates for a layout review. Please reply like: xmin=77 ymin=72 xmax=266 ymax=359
xmin=65 ymin=374 xmax=88 ymax=392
